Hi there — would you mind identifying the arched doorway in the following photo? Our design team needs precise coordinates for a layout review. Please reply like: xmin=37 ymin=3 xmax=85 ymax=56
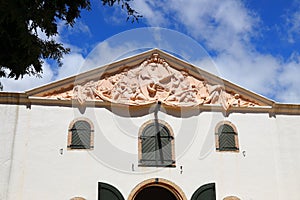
xmin=128 ymin=178 xmax=187 ymax=200
xmin=135 ymin=186 xmax=177 ymax=200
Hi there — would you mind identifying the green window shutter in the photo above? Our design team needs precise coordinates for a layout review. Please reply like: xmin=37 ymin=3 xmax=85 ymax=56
xmin=70 ymin=121 xmax=91 ymax=149
xmin=219 ymin=124 xmax=234 ymax=134
xmin=161 ymin=139 xmax=172 ymax=160
xmin=141 ymin=123 xmax=157 ymax=166
xmin=218 ymin=124 xmax=238 ymax=151
xmin=159 ymin=124 xmax=173 ymax=165
xmin=98 ymin=182 xmax=125 ymax=200
xmin=141 ymin=137 xmax=156 ymax=165
xmin=191 ymin=183 xmax=216 ymax=200
xmin=140 ymin=122 xmax=174 ymax=166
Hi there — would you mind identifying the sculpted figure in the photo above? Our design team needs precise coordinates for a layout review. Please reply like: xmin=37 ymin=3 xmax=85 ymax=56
xmin=195 ymin=81 xmax=209 ymax=104
xmin=73 ymin=81 xmax=98 ymax=104
xmin=104 ymin=68 xmax=147 ymax=104
xmin=227 ymin=94 xmax=241 ymax=107
xmin=139 ymin=62 xmax=172 ymax=100
xmin=204 ymin=84 xmax=224 ymax=104
xmin=129 ymin=83 xmax=147 ymax=102
xmin=227 ymin=93 xmax=256 ymax=108
xmin=65 ymin=53 xmax=260 ymax=108
xmin=165 ymin=71 xmax=198 ymax=105
xmin=97 ymin=76 xmax=113 ymax=91
xmin=111 ymin=80 xmax=127 ymax=101
xmin=203 ymin=84 xmax=234 ymax=110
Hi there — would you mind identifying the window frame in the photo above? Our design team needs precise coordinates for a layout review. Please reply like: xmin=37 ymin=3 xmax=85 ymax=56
xmin=138 ymin=119 xmax=175 ymax=167
xmin=67 ymin=117 xmax=94 ymax=150
xmin=215 ymin=121 xmax=239 ymax=152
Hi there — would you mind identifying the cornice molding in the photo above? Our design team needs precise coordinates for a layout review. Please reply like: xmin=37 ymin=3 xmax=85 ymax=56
xmin=1 ymin=94 xmax=300 ymax=115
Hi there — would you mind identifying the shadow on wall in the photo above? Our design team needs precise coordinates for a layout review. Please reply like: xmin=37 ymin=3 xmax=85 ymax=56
xmin=101 ymin=103 xmax=202 ymax=118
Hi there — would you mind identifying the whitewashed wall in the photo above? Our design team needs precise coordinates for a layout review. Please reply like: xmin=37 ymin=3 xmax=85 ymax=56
xmin=1 ymin=104 xmax=300 ymax=200
xmin=0 ymin=105 xmax=19 ymax=200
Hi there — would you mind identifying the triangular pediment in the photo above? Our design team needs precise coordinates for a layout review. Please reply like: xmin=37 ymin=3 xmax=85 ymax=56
xmin=26 ymin=49 xmax=273 ymax=110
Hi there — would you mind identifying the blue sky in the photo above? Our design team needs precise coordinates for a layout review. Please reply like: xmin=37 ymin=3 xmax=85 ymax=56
xmin=2 ymin=0 xmax=300 ymax=103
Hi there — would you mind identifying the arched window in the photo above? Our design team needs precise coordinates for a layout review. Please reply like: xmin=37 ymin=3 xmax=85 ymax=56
xmin=215 ymin=121 xmax=239 ymax=152
xmin=68 ymin=118 xmax=94 ymax=150
xmin=139 ymin=120 xmax=175 ymax=167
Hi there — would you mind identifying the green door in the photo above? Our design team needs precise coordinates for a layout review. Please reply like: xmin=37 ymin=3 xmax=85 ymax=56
xmin=98 ymin=182 xmax=125 ymax=200
xmin=191 ymin=183 xmax=216 ymax=200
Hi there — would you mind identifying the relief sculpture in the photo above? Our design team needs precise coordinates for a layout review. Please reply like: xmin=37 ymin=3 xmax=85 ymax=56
xmin=46 ymin=53 xmax=259 ymax=110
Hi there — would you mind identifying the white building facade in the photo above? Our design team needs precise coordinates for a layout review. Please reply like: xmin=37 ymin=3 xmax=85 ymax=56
xmin=1 ymin=49 xmax=300 ymax=200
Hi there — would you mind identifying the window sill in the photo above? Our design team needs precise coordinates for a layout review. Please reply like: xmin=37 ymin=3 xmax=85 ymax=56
xmin=138 ymin=163 xmax=176 ymax=168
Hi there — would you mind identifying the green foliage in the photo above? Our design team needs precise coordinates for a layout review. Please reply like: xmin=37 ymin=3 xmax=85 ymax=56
xmin=0 ymin=0 xmax=140 ymax=80
xmin=102 ymin=0 xmax=142 ymax=22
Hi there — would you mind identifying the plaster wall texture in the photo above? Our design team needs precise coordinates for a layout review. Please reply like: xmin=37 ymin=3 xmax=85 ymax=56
xmin=1 ymin=104 xmax=300 ymax=200
xmin=0 ymin=105 xmax=19 ymax=200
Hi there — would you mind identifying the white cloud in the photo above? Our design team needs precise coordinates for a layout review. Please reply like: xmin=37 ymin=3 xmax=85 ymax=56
xmin=71 ymin=20 xmax=91 ymax=36
xmin=285 ymin=6 xmax=300 ymax=43
xmin=54 ymin=53 xmax=85 ymax=80
xmin=130 ymin=0 xmax=300 ymax=103
xmin=0 ymin=62 xmax=54 ymax=92
xmin=214 ymin=49 xmax=281 ymax=96
xmin=82 ymin=41 xmax=136 ymax=71
xmin=131 ymin=1 xmax=168 ymax=26
xmin=133 ymin=0 xmax=259 ymax=51
xmin=277 ymin=54 xmax=300 ymax=103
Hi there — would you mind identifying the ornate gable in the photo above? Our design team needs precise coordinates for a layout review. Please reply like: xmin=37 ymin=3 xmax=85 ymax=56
xmin=41 ymin=52 xmax=261 ymax=110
